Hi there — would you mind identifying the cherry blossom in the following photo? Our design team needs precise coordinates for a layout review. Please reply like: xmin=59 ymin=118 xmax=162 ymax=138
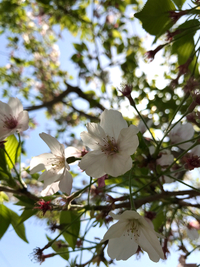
xmin=101 ymin=210 xmax=164 ymax=262
xmin=150 ymin=147 xmax=175 ymax=183
xmin=187 ymin=221 xmax=200 ymax=240
xmin=79 ymin=109 xmax=139 ymax=178
xmin=30 ymin=132 xmax=76 ymax=196
xmin=138 ymin=119 xmax=153 ymax=134
xmin=0 ymin=97 xmax=29 ymax=140
xmin=168 ymin=122 xmax=194 ymax=150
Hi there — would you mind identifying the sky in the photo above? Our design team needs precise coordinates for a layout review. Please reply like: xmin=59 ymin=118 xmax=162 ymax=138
xmin=1 ymin=1 xmax=200 ymax=267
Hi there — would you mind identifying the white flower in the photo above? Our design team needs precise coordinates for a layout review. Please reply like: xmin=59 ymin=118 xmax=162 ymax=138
xmin=187 ymin=221 xmax=200 ymax=240
xmin=79 ymin=109 xmax=139 ymax=178
xmin=0 ymin=97 xmax=29 ymax=140
xmin=101 ymin=210 xmax=164 ymax=262
xmin=190 ymin=145 xmax=200 ymax=157
xmin=187 ymin=228 xmax=199 ymax=240
xmin=138 ymin=119 xmax=153 ymax=134
xmin=157 ymin=150 xmax=175 ymax=184
xmin=30 ymin=133 xmax=75 ymax=196
xmin=149 ymin=148 xmax=175 ymax=183
xmin=169 ymin=122 xmax=194 ymax=150
xmin=156 ymin=150 xmax=174 ymax=167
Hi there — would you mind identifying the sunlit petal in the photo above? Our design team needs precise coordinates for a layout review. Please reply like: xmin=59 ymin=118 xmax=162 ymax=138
xmin=118 ymin=125 xmax=139 ymax=155
xmin=41 ymin=181 xmax=60 ymax=196
xmin=100 ymin=109 xmax=128 ymax=140
xmin=104 ymin=154 xmax=132 ymax=177
xmin=39 ymin=132 xmax=63 ymax=156
xmin=107 ymin=235 xmax=138 ymax=261
xmin=79 ymin=151 xmax=106 ymax=178
xmin=59 ymin=171 xmax=73 ymax=195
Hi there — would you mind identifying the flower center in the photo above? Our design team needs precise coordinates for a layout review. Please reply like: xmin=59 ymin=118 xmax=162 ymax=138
xmin=2 ymin=115 xmax=18 ymax=130
xmin=124 ymin=220 xmax=140 ymax=241
xmin=100 ymin=136 xmax=118 ymax=156
xmin=47 ymin=157 xmax=65 ymax=172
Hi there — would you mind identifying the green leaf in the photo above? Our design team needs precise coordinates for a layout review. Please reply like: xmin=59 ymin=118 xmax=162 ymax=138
xmin=0 ymin=147 xmax=9 ymax=175
xmin=172 ymin=0 xmax=186 ymax=9
xmin=0 ymin=204 xmax=11 ymax=239
xmin=112 ymin=29 xmax=122 ymax=40
xmin=5 ymin=135 xmax=21 ymax=170
xmin=0 ymin=192 xmax=9 ymax=203
xmin=9 ymin=209 xmax=28 ymax=243
xmin=14 ymin=195 xmax=36 ymax=208
xmin=153 ymin=210 xmax=165 ymax=232
xmin=101 ymin=83 xmax=106 ymax=93
xmin=171 ymin=19 xmax=199 ymax=76
xmin=134 ymin=0 xmax=175 ymax=37
xmin=46 ymin=235 xmax=69 ymax=261
xmin=60 ymin=210 xmax=80 ymax=249
xmin=18 ymin=209 xmax=38 ymax=225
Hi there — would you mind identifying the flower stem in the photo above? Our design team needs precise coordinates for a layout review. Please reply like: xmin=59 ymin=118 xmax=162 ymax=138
xmin=4 ymin=148 xmax=26 ymax=189
xmin=129 ymin=169 xmax=135 ymax=210
xmin=127 ymin=95 xmax=157 ymax=144
xmin=87 ymin=177 xmax=92 ymax=205
xmin=42 ymin=210 xmax=85 ymax=251
xmin=156 ymin=93 xmax=190 ymax=153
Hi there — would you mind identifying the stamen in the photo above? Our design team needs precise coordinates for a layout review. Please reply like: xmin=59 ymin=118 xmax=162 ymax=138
xmin=47 ymin=157 xmax=65 ymax=172
xmin=124 ymin=220 xmax=140 ymax=242
xmin=2 ymin=115 xmax=18 ymax=129
xmin=100 ymin=135 xmax=118 ymax=156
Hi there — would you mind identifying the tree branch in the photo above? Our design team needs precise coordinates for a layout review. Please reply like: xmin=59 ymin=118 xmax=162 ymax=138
xmin=0 ymin=186 xmax=39 ymax=201
xmin=25 ymin=83 xmax=105 ymax=112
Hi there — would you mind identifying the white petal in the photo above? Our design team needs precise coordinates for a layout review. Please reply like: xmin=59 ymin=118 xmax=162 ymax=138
xmin=39 ymin=132 xmax=63 ymax=157
xmin=65 ymin=146 xmax=81 ymax=158
xmin=107 ymin=235 xmax=138 ymax=261
xmin=187 ymin=228 xmax=199 ymax=240
xmin=29 ymin=153 xmax=53 ymax=174
xmin=157 ymin=152 xmax=174 ymax=166
xmin=30 ymin=163 xmax=45 ymax=174
xmin=118 ymin=210 xmax=141 ymax=221
xmin=87 ymin=122 xmax=106 ymax=140
xmin=79 ymin=151 xmax=107 ymax=178
xmin=100 ymin=110 xmax=128 ymax=140
xmin=80 ymin=131 xmax=101 ymax=150
xmin=104 ymin=153 xmax=132 ymax=177
xmin=38 ymin=169 xmax=61 ymax=183
xmin=41 ymin=181 xmax=60 ymax=196
xmin=0 ymin=128 xmax=11 ymax=140
xmin=17 ymin=111 xmax=29 ymax=132
xmin=179 ymin=141 xmax=193 ymax=150
xmin=8 ymin=97 xmax=23 ymax=116
xmin=58 ymin=171 xmax=73 ymax=195
xmin=0 ymin=101 xmax=12 ymax=116
xmin=138 ymin=227 xmax=164 ymax=262
xmin=191 ymin=145 xmax=200 ymax=156
xmin=101 ymin=221 xmax=128 ymax=243
xmin=118 ymin=125 xmax=139 ymax=155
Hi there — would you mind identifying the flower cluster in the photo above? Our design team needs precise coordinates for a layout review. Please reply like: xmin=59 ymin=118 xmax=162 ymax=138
xmin=2 ymin=97 xmax=199 ymax=264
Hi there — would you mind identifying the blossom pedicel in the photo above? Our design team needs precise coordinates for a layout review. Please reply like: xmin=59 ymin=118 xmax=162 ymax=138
xmin=79 ymin=109 xmax=139 ymax=178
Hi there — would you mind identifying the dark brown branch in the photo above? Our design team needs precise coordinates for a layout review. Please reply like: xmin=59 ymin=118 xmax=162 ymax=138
xmin=25 ymin=83 xmax=105 ymax=112
xmin=66 ymin=102 xmax=100 ymax=122
xmin=70 ymin=189 xmax=200 ymax=212
xmin=0 ymin=186 xmax=39 ymax=201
